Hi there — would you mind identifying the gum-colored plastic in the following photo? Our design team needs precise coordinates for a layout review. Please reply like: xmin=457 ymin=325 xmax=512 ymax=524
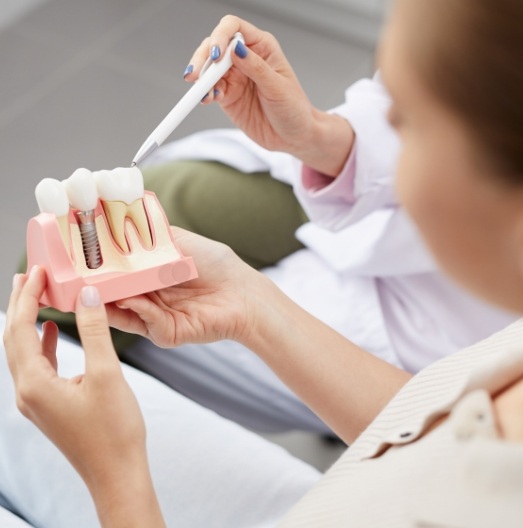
xmin=26 ymin=191 xmax=198 ymax=312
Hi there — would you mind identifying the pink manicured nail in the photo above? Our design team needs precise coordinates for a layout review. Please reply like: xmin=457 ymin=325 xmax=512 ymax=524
xmin=81 ymin=286 xmax=101 ymax=307
xmin=12 ymin=274 xmax=20 ymax=289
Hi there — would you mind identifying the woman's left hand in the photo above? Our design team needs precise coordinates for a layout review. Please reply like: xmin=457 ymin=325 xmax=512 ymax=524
xmin=105 ymin=227 xmax=265 ymax=350
xmin=3 ymin=267 xmax=148 ymax=495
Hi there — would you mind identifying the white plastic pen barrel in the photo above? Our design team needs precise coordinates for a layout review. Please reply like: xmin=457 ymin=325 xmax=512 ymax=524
xmin=132 ymin=32 xmax=244 ymax=166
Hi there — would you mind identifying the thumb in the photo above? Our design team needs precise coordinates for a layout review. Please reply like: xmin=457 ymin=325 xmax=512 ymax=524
xmin=75 ymin=286 xmax=120 ymax=375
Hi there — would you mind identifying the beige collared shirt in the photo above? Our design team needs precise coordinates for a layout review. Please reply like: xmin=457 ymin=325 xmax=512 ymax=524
xmin=279 ymin=319 xmax=523 ymax=527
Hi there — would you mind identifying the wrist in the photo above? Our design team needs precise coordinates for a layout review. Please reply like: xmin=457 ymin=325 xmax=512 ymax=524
xmin=86 ymin=453 xmax=166 ymax=527
xmin=292 ymin=110 xmax=354 ymax=177
xmin=236 ymin=273 xmax=292 ymax=355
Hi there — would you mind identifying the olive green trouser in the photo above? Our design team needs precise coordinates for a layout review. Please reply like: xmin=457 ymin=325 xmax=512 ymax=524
xmin=21 ymin=161 xmax=308 ymax=353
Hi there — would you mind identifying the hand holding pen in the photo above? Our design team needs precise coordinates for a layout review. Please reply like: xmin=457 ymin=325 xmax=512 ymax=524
xmin=133 ymin=15 xmax=353 ymax=176
xmin=183 ymin=16 xmax=318 ymax=158
xmin=177 ymin=15 xmax=353 ymax=177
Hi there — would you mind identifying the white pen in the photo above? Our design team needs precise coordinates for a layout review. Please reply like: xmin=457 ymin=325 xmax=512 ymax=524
xmin=131 ymin=32 xmax=245 ymax=166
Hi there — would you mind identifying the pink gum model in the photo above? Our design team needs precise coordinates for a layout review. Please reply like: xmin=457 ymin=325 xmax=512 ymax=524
xmin=26 ymin=191 xmax=198 ymax=313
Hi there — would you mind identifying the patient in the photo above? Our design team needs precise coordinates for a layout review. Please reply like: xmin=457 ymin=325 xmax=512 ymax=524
xmin=3 ymin=0 xmax=523 ymax=526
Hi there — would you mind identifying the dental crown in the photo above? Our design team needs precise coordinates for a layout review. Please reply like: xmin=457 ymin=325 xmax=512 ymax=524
xmin=63 ymin=168 xmax=99 ymax=211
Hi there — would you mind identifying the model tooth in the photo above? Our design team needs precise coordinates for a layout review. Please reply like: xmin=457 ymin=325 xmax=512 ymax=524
xmin=93 ymin=167 xmax=152 ymax=253
xmin=35 ymin=178 xmax=70 ymax=217
xmin=126 ymin=199 xmax=153 ymax=249
xmin=35 ymin=178 xmax=71 ymax=249
xmin=94 ymin=166 xmax=144 ymax=204
xmin=63 ymin=168 xmax=99 ymax=211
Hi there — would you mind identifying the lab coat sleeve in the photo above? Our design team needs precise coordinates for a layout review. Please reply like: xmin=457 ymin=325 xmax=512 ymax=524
xmin=294 ymin=74 xmax=400 ymax=231
xmin=293 ymin=74 xmax=438 ymax=276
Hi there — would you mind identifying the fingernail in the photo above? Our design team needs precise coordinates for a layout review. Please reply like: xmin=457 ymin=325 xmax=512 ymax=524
xmin=30 ymin=265 xmax=39 ymax=275
xmin=12 ymin=274 xmax=20 ymax=289
xmin=234 ymin=40 xmax=247 ymax=59
xmin=183 ymin=64 xmax=193 ymax=78
xmin=81 ymin=286 xmax=100 ymax=308
xmin=210 ymin=45 xmax=221 ymax=61
xmin=213 ymin=88 xmax=219 ymax=97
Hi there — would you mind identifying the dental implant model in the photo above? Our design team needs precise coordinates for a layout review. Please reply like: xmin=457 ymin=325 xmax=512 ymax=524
xmin=63 ymin=168 xmax=102 ymax=269
xmin=26 ymin=165 xmax=197 ymax=312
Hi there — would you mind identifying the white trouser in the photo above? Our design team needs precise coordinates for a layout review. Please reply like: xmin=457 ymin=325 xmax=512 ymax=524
xmin=120 ymin=337 xmax=331 ymax=434
xmin=0 ymin=314 xmax=320 ymax=528
xmin=0 ymin=506 xmax=32 ymax=528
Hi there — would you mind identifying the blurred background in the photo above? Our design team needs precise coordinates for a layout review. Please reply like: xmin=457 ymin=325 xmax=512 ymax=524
xmin=0 ymin=0 xmax=385 ymax=469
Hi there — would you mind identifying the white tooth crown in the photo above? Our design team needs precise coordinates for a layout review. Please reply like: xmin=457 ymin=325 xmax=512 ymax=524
xmin=93 ymin=167 xmax=151 ymax=253
xmin=64 ymin=168 xmax=99 ymax=211
xmin=35 ymin=178 xmax=70 ymax=217
xmin=94 ymin=167 xmax=144 ymax=204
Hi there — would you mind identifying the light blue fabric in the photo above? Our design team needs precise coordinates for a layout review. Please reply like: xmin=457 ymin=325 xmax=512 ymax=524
xmin=0 ymin=502 xmax=32 ymax=528
xmin=0 ymin=312 xmax=320 ymax=528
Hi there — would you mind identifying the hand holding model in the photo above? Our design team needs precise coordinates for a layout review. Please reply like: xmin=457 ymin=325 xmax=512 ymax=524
xmin=107 ymin=226 xmax=262 ymax=348
xmin=186 ymin=15 xmax=354 ymax=176
xmin=4 ymin=267 xmax=166 ymax=527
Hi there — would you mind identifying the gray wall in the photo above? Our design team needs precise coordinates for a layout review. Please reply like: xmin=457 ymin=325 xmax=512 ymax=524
xmin=222 ymin=0 xmax=389 ymax=48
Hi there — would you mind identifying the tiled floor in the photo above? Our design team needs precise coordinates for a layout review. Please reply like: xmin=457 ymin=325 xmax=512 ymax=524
xmin=0 ymin=0 xmax=374 ymax=470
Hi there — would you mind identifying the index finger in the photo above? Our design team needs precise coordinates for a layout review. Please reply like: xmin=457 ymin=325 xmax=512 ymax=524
xmin=186 ymin=15 xmax=266 ymax=76
xmin=208 ymin=15 xmax=266 ymax=51
xmin=4 ymin=266 xmax=48 ymax=368
xmin=5 ymin=266 xmax=46 ymax=329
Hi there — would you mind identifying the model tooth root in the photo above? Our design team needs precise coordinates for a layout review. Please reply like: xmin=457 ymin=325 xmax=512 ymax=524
xmin=127 ymin=198 xmax=153 ymax=249
xmin=101 ymin=199 xmax=153 ymax=253
xmin=102 ymin=201 xmax=130 ymax=253
xmin=56 ymin=216 xmax=71 ymax=254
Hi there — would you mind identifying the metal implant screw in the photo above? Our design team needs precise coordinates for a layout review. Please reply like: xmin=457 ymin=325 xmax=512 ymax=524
xmin=75 ymin=210 xmax=102 ymax=269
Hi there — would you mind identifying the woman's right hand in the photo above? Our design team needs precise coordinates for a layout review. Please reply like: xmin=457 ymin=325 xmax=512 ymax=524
xmin=4 ymin=268 xmax=166 ymax=527
xmin=185 ymin=16 xmax=354 ymax=176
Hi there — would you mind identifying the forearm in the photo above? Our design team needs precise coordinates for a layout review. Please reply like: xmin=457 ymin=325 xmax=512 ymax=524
xmin=86 ymin=456 xmax=166 ymax=528
xmin=291 ymin=110 xmax=355 ymax=177
xmin=240 ymin=274 xmax=412 ymax=444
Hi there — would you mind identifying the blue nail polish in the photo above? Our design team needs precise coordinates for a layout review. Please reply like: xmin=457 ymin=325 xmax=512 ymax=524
xmin=234 ymin=40 xmax=247 ymax=59
xmin=183 ymin=64 xmax=193 ymax=78
xmin=213 ymin=89 xmax=219 ymax=96
xmin=210 ymin=46 xmax=221 ymax=61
